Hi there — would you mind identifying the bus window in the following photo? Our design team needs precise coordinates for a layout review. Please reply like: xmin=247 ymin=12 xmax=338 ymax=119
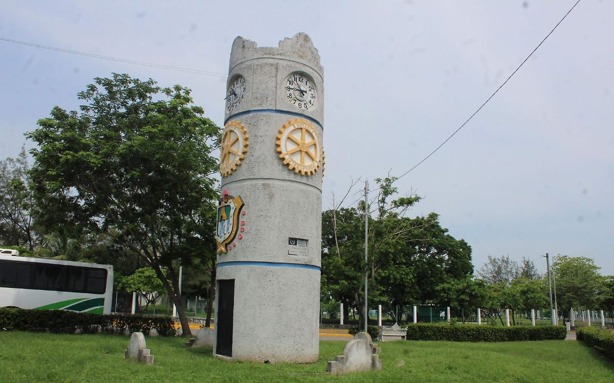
xmin=67 ymin=267 xmax=86 ymax=292
xmin=86 ymin=269 xmax=107 ymax=294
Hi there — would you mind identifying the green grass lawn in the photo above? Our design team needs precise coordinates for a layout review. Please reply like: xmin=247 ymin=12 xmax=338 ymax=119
xmin=0 ymin=332 xmax=612 ymax=382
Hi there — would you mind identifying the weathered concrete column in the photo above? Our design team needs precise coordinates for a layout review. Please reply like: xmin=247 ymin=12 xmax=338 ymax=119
xmin=600 ymin=310 xmax=605 ymax=328
xmin=531 ymin=309 xmax=536 ymax=326
xmin=505 ymin=309 xmax=510 ymax=327
xmin=413 ymin=306 xmax=418 ymax=323
xmin=378 ymin=305 xmax=382 ymax=327
xmin=131 ymin=292 xmax=137 ymax=314
xmin=340 ymin=303 xmax=344 ymax=325
xmin=446 ymin=307 xmax=451 ymax=323
xmin=477 ymin=308 xmax=481 ymax=325
xmin=214 ymin=34 xmax=324 ymax=363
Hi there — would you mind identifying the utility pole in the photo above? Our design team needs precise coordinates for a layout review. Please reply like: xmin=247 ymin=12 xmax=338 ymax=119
xmin=364 ymin=180 xmax=369 ymax=333
xmin=553 ymin=255 xmax=559 ymax=325
xmin=544 ymin=253 xmax=555 ymax=325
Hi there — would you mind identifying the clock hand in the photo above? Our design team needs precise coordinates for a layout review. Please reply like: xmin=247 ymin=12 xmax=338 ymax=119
xmin=224 ymin=89 xmax=237 ymax=100
xmin=288 ymin=86 xmax=307 ymax=95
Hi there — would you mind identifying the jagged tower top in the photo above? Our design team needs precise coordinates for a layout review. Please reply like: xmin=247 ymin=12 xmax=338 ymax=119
xmin=229 ymin=33 xmax=322 ymax=74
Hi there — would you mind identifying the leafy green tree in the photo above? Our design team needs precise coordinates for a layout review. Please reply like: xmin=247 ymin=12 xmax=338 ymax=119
xmin=477 ymin=280 xmax=506 ymax=325
xmin=321 ymin=177 xmax=473 ymax=328
xmin=601 ymin=276 xmax=614 ymax=312
xmin=477 ymin=255 xmax=519 ymax=286
xmin=118 ymin=267 xmax=165 ymax=311
xmin=36 ymin=230 xmax=82 ymax=260
xmin=321 ymin=206 xmax=366 ymax=324
xmin=518 ymin=257 xmax=541 ymax=280
xmin=435 ymin=277 xmax=486 ymax=323
xmin=0 ymin=146 xmax=37 ymax=249
xmin=398 ymin=212 xmax=473 ymax=304
xmin=169 ymin=236 xmax=218 ymax=327
xmin=552 ymin=256 xmax=606 ymax=314
xmin=478 ymin=256 xmax=547 ymax=325
xmin=510 ymin=277 xmax=548 ymax=323
xmin=26 ymin=74 xmax=220 ymax=336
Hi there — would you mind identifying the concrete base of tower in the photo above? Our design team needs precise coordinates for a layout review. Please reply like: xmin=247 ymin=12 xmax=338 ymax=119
xmin=214 ymin=263 xmax=320 ymax=363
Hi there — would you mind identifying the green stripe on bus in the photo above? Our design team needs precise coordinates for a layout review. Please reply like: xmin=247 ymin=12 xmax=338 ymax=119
xmin=64 ymin=298 xmax=104 ymax=312
xmin=84 ymin=307 xmax=104 ymax=315
xmin=36 ymin=298 xmax=88 ymax=311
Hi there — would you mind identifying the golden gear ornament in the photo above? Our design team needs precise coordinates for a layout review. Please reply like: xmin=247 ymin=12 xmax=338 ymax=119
xmin=220 ymin=120 xmax=249 ymax=177
xmin=320 ymin=149 xmax=326 ymax=178
xmin=276 ymin=118 xmax=322 ymax=176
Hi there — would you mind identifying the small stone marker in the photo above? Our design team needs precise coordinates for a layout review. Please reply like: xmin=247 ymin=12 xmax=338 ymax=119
xmin=191 ymin=327 xmax=215 ymax=348
xmin=327 ymin=332 xmax=382 ymax=375
xmin=125 ymin=332 xmax=154 ymax=365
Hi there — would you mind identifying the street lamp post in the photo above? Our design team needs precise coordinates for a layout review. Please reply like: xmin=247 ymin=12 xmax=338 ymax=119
xmin=553 ymin=255 xmax=559 ymax=325
xmin=364 ymin=180 xmax=369 ymax=333
xmin=544 ymin=253 xmax=555 ymax=325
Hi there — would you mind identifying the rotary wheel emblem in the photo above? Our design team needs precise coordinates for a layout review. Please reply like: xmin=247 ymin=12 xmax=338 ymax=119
xmin=320 ymin=149 xmax=326 ymax=177
xmin=220 ymin=120 xmax=249 ymax=177
xmin=276 ymin=118 xmax=322 ymax=176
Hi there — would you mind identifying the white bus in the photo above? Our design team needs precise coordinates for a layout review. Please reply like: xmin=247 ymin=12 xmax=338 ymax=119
xmin=0 ymin=254 xmax=113 ymax=314
xmin=0 ymin=248 xmax=20 ymax=256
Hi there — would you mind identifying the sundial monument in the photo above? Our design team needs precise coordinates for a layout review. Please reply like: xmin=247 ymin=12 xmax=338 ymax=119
xmin=213 ymin=33 xmax=324 ymax=363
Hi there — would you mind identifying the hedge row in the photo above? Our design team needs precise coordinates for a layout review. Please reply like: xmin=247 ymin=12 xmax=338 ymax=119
xmin=0 ymin=307 xmax=176 ymax=336
xmin=405 ymin=323 xmax=566 ymax=342
xmin=577 ymin=327 xmax=614 ymax=361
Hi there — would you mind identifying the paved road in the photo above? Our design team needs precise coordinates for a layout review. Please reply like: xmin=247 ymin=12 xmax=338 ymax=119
xmin=319 ymin=328 xmax=353 ymax=341
xmin=177 ymin=323 xmax=352 ymax=340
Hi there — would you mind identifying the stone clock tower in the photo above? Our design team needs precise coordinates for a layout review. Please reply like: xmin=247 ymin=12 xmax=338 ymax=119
xmin=213 ymin=33 xmax=324 ymax=363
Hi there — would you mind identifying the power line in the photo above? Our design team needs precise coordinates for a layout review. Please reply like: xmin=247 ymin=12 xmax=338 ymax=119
xmin=2 ymin=0 xmax=583 ymax=209
xmin=0 ymin=37 xmax=228 ymax=77
xmin=395 ymin=0 xmax=582 ymax=182
xmin=339 ymin=0 xmax=582 ymax=211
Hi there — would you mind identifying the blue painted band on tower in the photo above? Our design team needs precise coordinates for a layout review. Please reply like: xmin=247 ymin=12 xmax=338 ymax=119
xmin=225 ymin=109 xmax=323 ymax=128
xmin=217 ymin=260 xmax=321 ymax=272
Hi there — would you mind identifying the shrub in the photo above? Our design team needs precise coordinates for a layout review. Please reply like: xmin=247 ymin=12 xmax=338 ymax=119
xmin=348 ymin=325 xmax=380 ymax=340
xmin=0 ymin=307 xmax=175 ymax=336
xmin=577 ymin=327 xmax=614 ymax=361
xmin=405 ymin=323 xmax=566 ymax=342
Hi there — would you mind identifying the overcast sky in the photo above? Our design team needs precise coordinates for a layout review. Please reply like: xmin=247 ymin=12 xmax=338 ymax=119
xmin=1 ymin=0 xmax=612 ymax=275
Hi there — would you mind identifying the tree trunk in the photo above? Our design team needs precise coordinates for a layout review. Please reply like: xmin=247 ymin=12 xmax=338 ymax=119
xmin=169 ymin=292 xmax=191 ymax=337
xmin=342 ymin=300 xmax=350 ymax=324
xmin=151 ymin=263 xmax=192 ymax=337
xmin=205 ymin=261 xmax=216 ymax=328
xmin=354 ymin=291 xmax=365 ymax=330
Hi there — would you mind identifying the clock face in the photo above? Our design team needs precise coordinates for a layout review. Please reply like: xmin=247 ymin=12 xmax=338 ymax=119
xmin=226 ymin=76 xmax=246 ymax=112
xmin=284 ymin=73 xmax=317 ymax=111
xmin=276 ymin=118 xmax=322 ymax=176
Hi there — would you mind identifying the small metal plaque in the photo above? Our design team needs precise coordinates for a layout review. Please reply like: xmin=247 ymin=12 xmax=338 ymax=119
xmin=288 ymin=237 xmax=308 ymax=256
